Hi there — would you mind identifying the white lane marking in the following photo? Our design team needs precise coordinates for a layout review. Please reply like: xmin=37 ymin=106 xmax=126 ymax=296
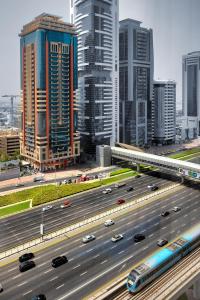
xmin=93 ymin=254 xmax=100 ymax=258
xmin=23 ymin=290 xmax=32 ymax=296
xmin=171 ymin=230 xmax=175 ymax=234
xmin=73 ymin=264 xmax=80 ymax=269
xmin=50 ymin=276 xmax=58 ymax=282
xmin=12 ymin=274 xmax=21 ymax=279
xmin=127 ymin=237 xmax=132 ymax=241
xmin=143 ymin=246 xmax=149 ymax=250
xmin=56 ymin=284 xmax=64 ymax=290
xmin=80 ymin=271 xmax=87 ymax=276
xmin=44 ymin=269 xmax=52 ymax=274
xmin=38 ymin=262 xmax=47 ymax=267
xmin=118 ymin=250 xmax=125 ymax=255
xmin=111 ymin=245 xmax=117 ymax=249
xmin=184 ymin=214 xmax=188 ymax=218
xmin=18 ymin=281 xmax=27 ymax=287
xmin=86 ymin=248 xmax=94 ymax=253
xmin=149 ymin=233 xmax=154 ymax=238
xmin=8 ymin=267 xmax=16 ymax=272
xmin=162 ymin=227 xmax=167 ymax=230
xmin=155 ymin=222 xmax=159 ymax=226
xmin=53 ymin=247 xmax=62 ymax=252
xmin=79 ymin=244 xmax=85 ymax=248
xmin=101 ymin=260 xmax=108 ymax=264
xmin=68 ymin=258 xmax=74 ymax=262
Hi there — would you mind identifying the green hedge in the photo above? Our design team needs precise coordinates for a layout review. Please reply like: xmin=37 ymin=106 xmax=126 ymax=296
xmin=110 ymin=168 xmax=132 ymax=176
xmin=0 ymin=171 xmax=137 ymax=208
xmin=169 ymin=147 xmax=200 ymax=159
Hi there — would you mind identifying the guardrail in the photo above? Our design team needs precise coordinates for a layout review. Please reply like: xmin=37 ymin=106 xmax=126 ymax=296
xmin=0 ymin=183 xmax=180 ymax=260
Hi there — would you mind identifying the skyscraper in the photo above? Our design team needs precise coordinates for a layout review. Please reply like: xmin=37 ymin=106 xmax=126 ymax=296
xmin=182 ymin=51 xmax=200 ymax=135
xmin=152 ymin=80 xmax=176 ymax=145
xmin=119 ymin=19 xmax=154 ymax=147
xmin=70 ymin=0 xmax=119 ymax=155
xmin=20 ymin=14 xmax=80 ymax=171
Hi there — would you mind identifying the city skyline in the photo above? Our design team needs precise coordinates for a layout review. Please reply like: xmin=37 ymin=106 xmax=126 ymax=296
xmin=1 ymin=0 xmax=200 ymax=110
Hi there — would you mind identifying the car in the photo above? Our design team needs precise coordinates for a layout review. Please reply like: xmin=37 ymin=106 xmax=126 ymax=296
xmin=60 ymin=200 xmax=71 ymax=208
xmin=19 ymin=260 xmax=35 ymax=272
xmin=117 ymin=199 xmax=125 ymax=205
xmin=63 ymin=179 xmax=68 ymax=184
xmin=104 ymin=219 xmax=115 ymax=227
xmin=76 ymin=173 xmax=83 ymax=177
xmin=39 ymin=179 xmax=46 ymax=183
xmin=19 ymin=252 xmax=34 ymax=263
xmin=68 ymin=178 xmax=72 ymax=184
xmin=0 ymin=283 xmax=3 ymax=293
xmin=135 ymin=175 xmax=141 ymax=178
xmin=161 ymin=211 xmax=170 ymax=217
xmin=172 ymin=206 xmax=181 ymax=212
xmin=42 ymin=205 xmax=53 ymax=212
xmin=51 ymin=256 xmax=68 ymax=268
xmin=134 ymin=233 xmax=145 ymax=243
xmin=147 ymin=184 xmax=158 ymax=191
xmin=102 ymin=188 xmax=112 ymax=194
xmin=82 ymin=234 xmax=96 ymax=243
xmin=15 ymin=183 xmax=24 ymax=187
xmin=31 ymin=295 xmax=46 ymax=300
xmin=111 ymin=234 xmax=124 ymax=242
xmin=115 ymin=183 xmax=126 ymax=188
xmin=157 ymin=239 xmax=168 ymax=247
xmin=127 ymin=187 xmax=134 ymax=192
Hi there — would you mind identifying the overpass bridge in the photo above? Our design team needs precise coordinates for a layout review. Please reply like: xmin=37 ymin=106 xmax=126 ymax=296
xmin=96 ymin=145 xmax=200 ymax=181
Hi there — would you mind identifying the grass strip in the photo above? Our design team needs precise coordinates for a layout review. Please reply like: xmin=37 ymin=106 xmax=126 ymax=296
xmin=0 ymin=201 xmax=31 ymax=217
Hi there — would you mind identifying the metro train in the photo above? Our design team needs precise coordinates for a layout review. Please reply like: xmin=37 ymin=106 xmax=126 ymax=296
xmin=127 ymin=222 xmax=200 ymax=293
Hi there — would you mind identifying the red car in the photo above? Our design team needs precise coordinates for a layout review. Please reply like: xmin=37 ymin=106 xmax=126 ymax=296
xmin=117 ymin=199 xmax=125 ymax=205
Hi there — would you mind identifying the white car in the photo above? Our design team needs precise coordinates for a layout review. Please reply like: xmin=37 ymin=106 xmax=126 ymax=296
xmin=104 ymin=219 xmax=115 ymax=227
xmin=82 ymin=234 xmax=96 ymax=243
xmin=63 ymin=179 xmax=68 ymax=184
xmin=42 ymin=205 xmax=53 ymax=212
xmin=147 ymin=184 xmax=155 ymax=189
xmin=111 ymin=234 xmax=123 ymax=242
xmin=102 ymin=188 xmax=112 ymax=194
xmin=172 ymin=206 xmax=181 ymax=212
xmin=40 ymin=179 xmax=46 ymax=183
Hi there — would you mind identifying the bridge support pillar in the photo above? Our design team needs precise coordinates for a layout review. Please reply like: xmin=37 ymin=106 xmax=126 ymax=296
xmin=136 ymin=163 xmax=140 ymax=172
xmin=193 ymin=280 xmax=200 ymax=299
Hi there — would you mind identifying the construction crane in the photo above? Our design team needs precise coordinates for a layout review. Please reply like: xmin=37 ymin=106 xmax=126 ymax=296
xmin=2 ymin=95 xmax=20 ymax=127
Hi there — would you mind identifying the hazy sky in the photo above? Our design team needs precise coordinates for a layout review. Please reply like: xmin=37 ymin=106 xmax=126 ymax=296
xmin=0 ymin=0 xmax=200 ymax=108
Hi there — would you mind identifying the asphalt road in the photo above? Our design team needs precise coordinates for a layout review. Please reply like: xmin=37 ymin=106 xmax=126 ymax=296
xmin=0 ymin=171 xmax=178 ymax=252
xmin=0 ymin=179 xmax=199 ymax=300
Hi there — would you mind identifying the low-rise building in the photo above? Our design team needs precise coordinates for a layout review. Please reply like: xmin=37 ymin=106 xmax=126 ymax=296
xmin=0 ymin=133 xmax=20 ymax=158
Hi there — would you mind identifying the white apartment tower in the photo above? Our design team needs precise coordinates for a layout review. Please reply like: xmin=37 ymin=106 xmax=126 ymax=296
xmin=152 ymin=80 xmax=176 ymax=145
xmin=70 ymin=0 xmax=119 ymax=155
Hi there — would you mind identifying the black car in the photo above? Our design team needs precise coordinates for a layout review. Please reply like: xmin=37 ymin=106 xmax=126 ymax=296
xmin=151 ymin=185 xmax=158 ymax=191
xmin=135 ymin=175 xmax=141 ymax=178
xmin=19 ymin=253 xmax=34 ymax=263
xmin=134 ymin=234 xmax=145 ymax=243
xmin=19 ymin=260 xmax=35 ymax=272
xmin=127 ymin=187 xmax=134 ymax=192
xmin=68 ymin=178 xmax=72 ymax=184
xmin=0 ymin=283 xmax=3 ymax=293
xmin=51 ymin=256 xmax=68 ymax=268
xmin=31 ymin=295 xmax=46 ymax=300
xmin=161 ymin=211 xmax=170 ymax=217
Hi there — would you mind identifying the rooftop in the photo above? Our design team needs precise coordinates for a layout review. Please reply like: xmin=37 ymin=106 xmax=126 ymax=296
xmin=20 ymin=13 xmax=76 ymax=37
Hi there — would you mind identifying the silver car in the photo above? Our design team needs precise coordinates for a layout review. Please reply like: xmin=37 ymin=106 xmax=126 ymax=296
xmin=111 ymin=234 xmax=123 ymax=242
xmin=82 ymin=234 xmax=96 ymax=243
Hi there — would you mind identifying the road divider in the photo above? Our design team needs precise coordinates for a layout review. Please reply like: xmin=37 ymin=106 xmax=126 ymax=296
xmin=0 ymin=183 xmax=180 ymax=261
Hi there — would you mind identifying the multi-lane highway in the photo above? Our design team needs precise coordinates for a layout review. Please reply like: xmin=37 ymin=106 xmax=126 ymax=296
xmin=0 ymin=178 xmax=199 ymax=300
xmin=0 ymin=171 xmax=178 ymax=252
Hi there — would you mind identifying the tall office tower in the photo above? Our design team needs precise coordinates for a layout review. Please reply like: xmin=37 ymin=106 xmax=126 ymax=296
xmin=19 ymin=14 xmax=80 ymax=171
xmin=152 ymin=80 xmax=176 ymax=145
xmin=70 ymin=0 xmax=119 ymax=155
xmin=119 ymin=19 xmax=154 ymax=146
xmin=182 ymin=51 xmax=200 ymax=135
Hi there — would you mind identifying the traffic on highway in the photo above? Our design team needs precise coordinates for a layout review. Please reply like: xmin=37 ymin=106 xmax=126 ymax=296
xmin=0 ymin=172 xmax=199 ymax=299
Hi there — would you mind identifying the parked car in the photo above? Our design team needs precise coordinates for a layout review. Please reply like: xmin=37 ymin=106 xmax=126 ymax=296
xmin=60 ymin=200 xmax=71 ymax=208
xmin=82 ymin=234 xmax=96 ymax=243
xmin=157 ymin=239 xmax=168 ymax=247
xmin=102 ymin=188 xmax=112 ymax=194
xmin=161 ymin=211 xmax=170 ymax=217
xmin=19 ymin=253 xmax=34 ymax=263
xmin=19 ymin=260 xmax=35 ymax=272
xmin=172 ymin=206 xmax=181 ymax=212
xmin=117 ymin=199 xmax=125 ymax=205
xmin=15 ymin=183 xmax=25 ymax=187
xmin=51 ymin=256 xmax=68 ymax=268
xmin=42 ymin=205 xmax=53 ymax=212
xmin=104 ymin=219 xmax=115 ymax=227
xmin=127 ymin=187 xmax=134 ymax=192
xmin=63 ymin=179 xmax=68 ymax=184
xmin=0 ymin=283 xmax=3 ymax=293
xmin=134 ymin=234 xmax=145 ymax=243
xmin=111 ymin=234 xmax=123 ymax=242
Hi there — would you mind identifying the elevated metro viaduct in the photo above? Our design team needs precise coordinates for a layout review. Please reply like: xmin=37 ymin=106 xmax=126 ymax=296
xmin=96 ymin=145 xmax=200 ymax=182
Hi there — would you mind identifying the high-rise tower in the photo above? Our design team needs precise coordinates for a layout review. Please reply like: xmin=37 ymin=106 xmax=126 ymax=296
xmin=70 ymin=0 xmax=119 ymax=155
xmin=119 ymin=19 xmax=154 ymax=146
xmin=20 ymin=14 xmax=80 ymax=171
